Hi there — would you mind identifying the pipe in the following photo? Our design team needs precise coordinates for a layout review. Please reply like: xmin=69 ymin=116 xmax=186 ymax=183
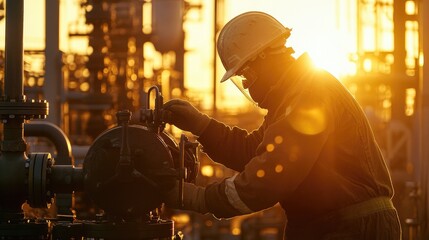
xmin=44 ymin=0 xmax=61 ymax=126
xmin=50 ymin=165 xmax=84 ymax=193
xmin=0 ymin=0 xmax=27 ymax=218
xmin=419 ymin=0 xmax=429 ymax=237
xmin=4 ymin=0 xmax=24 ymax=100
xmin=24 ymin=121 xmax=73 ymax=165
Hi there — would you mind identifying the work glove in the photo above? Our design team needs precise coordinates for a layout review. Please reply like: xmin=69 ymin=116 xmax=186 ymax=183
xmin=163 ymin=182 xmax=208 ymax=214
xmin=162 ymin=99 xmax=211 ymax=136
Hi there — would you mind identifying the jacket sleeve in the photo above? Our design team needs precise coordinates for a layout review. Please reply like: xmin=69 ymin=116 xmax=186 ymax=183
xmin=205 ymin=92 xmax=335 ymax=218
xmin=197 ymin=118 xmax=265 ymax=172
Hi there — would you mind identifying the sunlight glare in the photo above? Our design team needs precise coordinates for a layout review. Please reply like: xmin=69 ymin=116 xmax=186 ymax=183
xmin=201 ymin=165 xmax=214 ymax=177
xmin=288 ymin=106 xmax=327 ymax=135
xmin=215 ymin=0 xmax=358 ymax=108
xmin=307 ymin=37 xmax=357 ymax=78
xmin=20 ymin=0 xmax=358 ymax=112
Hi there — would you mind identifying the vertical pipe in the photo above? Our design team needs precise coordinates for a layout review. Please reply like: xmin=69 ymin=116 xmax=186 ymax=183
xmin=4 ymin=0 xmax=24 ymax=100
xmin=213 ymin=0 xmax=217 ymax=113
xmin=356 ymin=0 xmax=362 ymax=70
xmin=2 ymin=0 xmax=26 ymax=151
xmin=0 ymin=0 xmax=27 ymax=218
xmin=393 ymin=0 xmax=407 ymax=74
xmin=419 ymin=0 xmax=429 ymax=237
xmin=213 ymin=0 xmax=224 ymax=113
xmin=177 ymin=30 xmax=185 ymax=91
xmin=45 ymin=0 xmax=61 ymax=126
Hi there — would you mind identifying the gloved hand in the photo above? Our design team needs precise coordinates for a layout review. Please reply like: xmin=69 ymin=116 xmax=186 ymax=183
xmin=162 ymin=99 xmax=211 ymax=136
xmin=162 ymin=181 xmax=208 ymax=214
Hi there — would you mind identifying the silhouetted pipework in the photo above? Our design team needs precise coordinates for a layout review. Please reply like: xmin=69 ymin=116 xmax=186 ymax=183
xmin=0 ymin=1 xmax=83 ymax=238
xmin=117 ymin=110 xmax=132 ymax=151
xmin=0 ymin=0 xmax=48 ymax=221
xmin=140 ymin=85 xmax=165 ymax=133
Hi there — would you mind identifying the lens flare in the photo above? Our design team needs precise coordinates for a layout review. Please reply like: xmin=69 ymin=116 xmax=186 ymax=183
xmin=288 ymin=106 xmax=327 ymax=135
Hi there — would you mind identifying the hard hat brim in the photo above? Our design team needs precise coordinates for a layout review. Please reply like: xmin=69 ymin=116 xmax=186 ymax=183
xmin=220 ymin=67 xmax=240 ymax=83
xmin=219 ymin=31 xmax=291 ymax=84
xmin=219 ymin=48 xmax=259 ymax=83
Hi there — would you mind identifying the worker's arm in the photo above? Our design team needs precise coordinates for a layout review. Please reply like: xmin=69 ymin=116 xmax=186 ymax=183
xmin=197 ymin=118 xmax=265 ymax=172
xmin=205 ymin=95 xmax=335 ymax=218
xmin=162 ymin=98 xmax=264 ymax=172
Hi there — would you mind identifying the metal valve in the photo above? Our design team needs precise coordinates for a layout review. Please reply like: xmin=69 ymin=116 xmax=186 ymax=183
xmin=140 ymin=85 xmax=166 ymax=133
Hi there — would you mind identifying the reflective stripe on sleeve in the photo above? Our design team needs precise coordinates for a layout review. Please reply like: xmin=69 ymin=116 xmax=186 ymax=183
xmin=225 ymin=174 xmax=253 ymax=214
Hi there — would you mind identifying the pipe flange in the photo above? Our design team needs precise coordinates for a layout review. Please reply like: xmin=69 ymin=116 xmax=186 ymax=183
xmin=0 ymin=99 xmax=48 ymax=120
xmin=27 ymin=153 xmax=54 ymax=208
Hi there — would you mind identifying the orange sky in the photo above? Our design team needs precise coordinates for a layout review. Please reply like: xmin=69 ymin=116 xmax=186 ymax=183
xmin=225 ymin=0 xmax=357 ymax=75
xmin=179 ymin=0 xmax=359 ymax=111
xmin=1 ymin=0 xmax=357 ymax=70
xmin=0 ymin=0 xmax=358 ymax=111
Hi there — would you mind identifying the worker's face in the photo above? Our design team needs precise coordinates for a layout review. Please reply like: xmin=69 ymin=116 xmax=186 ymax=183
xmin=248 ymin=76 xmax=267 ymax=105
xmin=229 ymin=62 xmax=259 ymax=105
xmin=238 ymin=65 xmax=258 ymax=90
xmin=230 ymin=54 xmax=282 ymax=108
xmin=245 ymin=58 xmax=278 ymax=106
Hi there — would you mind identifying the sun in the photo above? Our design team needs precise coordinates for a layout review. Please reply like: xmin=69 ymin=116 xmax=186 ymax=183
xmin=308 ymin=48 xmax=357 ymax=79
xmin=299 ymin=30 xmax=357 ymax=79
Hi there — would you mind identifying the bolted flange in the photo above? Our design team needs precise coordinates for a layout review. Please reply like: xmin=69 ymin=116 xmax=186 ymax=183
xmin=27 ymin=153 xmax=54 ymax=208
xmin=0 ymin=99 xmax=48 ymax=121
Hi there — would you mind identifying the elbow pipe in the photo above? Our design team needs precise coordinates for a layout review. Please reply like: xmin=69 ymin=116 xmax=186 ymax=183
xmin=50 ymin=165 xmax=84 ymax=193
xmin=24 ymin=121 xmax=73 ymax=165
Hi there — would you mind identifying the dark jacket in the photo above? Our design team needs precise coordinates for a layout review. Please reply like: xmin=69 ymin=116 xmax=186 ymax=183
xmin=198 ymin=53 xmax=400 ymax=238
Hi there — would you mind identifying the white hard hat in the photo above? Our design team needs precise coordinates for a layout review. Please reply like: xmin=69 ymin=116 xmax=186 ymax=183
xmin=217 ymin=11 xmax=291 ymax=83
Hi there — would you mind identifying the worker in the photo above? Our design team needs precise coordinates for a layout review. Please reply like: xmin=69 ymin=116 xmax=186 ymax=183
xmin=161 ymin=11 xmax=402 ymax=239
